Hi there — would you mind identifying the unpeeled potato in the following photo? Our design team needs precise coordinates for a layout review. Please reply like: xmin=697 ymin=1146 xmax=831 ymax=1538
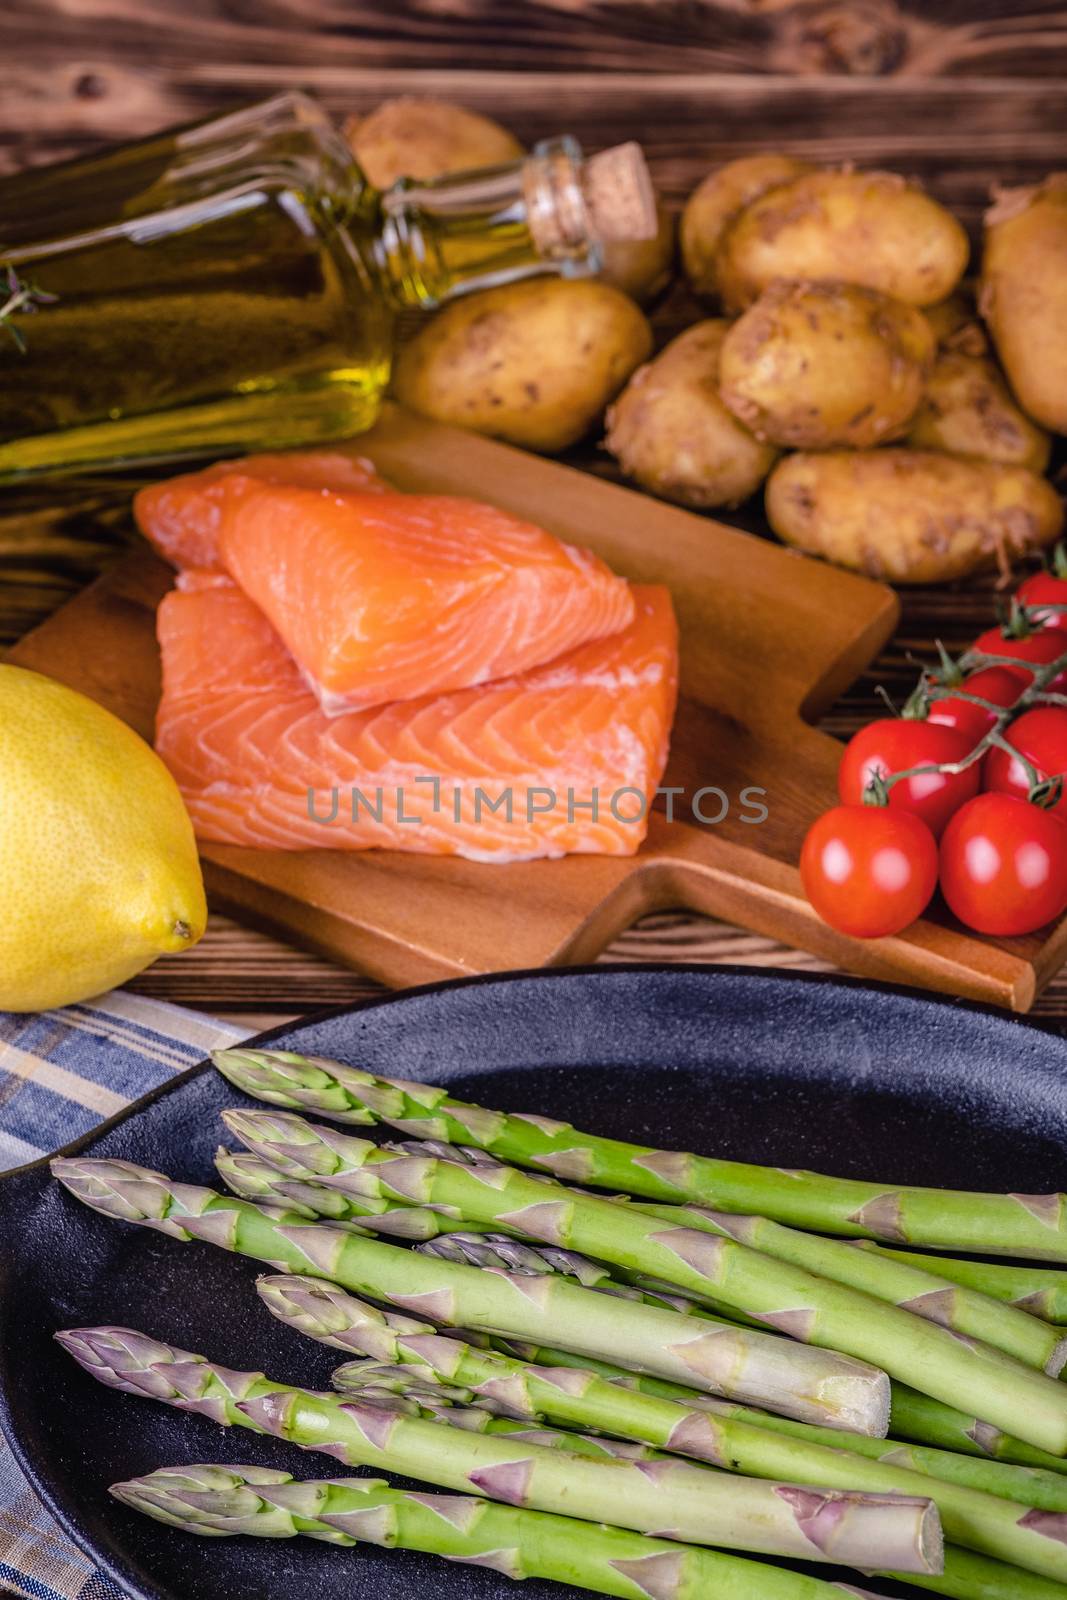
xmin=718 ymin=280 xmax=934 ymax=449
xmin=346 ymin=98 xmax=524 ymax=189
xmin=393 ymin=278 xmax=653 ymax=453
xmin=717 ymin=169 xmax=970 ymax=311
xmin=923 ymin=288 xmax=986 ymax=352
xmin=766 ymin=449 xmax=1063 ymax=584
xmin=604 ymin=321 xmax=778 ymax=509
xmin=906 ymin=350 xmax=1052 ymax=472
xmin=680 ymin=153 xmax=813 ymax=301
xmin=982 ymin=175 xmax=1067 ymax=434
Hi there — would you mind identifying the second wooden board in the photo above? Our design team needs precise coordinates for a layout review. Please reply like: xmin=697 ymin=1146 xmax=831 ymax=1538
xmin=11 ymin=403 xmax=1065 ymax=1011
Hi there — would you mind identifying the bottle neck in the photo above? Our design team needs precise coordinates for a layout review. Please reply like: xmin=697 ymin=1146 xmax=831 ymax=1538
xmin=369 ymin=137 xmax=605 ymax=311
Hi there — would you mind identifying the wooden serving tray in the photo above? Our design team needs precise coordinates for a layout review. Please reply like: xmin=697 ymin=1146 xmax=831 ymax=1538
xmin=11 ymin=403 xmax=1066 ymax=1012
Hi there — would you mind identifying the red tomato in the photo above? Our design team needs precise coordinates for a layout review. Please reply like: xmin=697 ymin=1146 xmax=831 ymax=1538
xmin=796 ymin=812 xmax=940 ymax=934
xmin=939 ymin=793 xmax=1067 ymax=937
xmin=1017 ymin=573 xmax=1067 ymax=635
xmin=926 ymin=665 xmax=1027 ymax=744
xmin=973 ymin=625 xmax=1067 ymax=693
xmin=801 ymin=806 xmax=938 ymax=939
xmin=984 ymin=708 xmax=1067 ymax=816
xmin=838 ymin=720 xmax=980 ymax=838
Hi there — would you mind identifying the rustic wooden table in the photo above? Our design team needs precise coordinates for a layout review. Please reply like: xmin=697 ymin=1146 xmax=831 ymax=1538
xmin=4 ymin=0 xmax=1067 ymax=1029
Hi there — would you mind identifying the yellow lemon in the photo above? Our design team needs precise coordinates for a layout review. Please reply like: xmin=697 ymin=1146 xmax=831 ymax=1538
xmin=0 ymin=664 xmax=207 ymax=1011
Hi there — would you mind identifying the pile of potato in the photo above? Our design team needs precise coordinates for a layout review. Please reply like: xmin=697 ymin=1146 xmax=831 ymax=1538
xmin=634 ymin=157 xmax=1065 ymax=583
xmin=353 ymin=101 xmax=1066 ymax=585
xmin=355 ymin=101 xmax=670 ymax=454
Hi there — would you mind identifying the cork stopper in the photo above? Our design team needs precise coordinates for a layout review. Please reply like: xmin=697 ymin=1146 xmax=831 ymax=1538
xmin=524 ymin=138 xmax=657 ymax=259
xmin=584 ymin=142 xmax=658 ymax=243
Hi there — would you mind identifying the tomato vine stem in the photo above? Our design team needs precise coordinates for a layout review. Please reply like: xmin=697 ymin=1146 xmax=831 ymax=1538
xmin=865 ymin=641 xmax=1067 ymax=808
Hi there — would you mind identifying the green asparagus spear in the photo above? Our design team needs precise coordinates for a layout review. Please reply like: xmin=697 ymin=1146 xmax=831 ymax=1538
xmin=222 ymin=1107 xmax=1067 ymax=1455
xmin=239 ymin=1369 xmax=1067 ymax=1593
xmin=221 ymin=1155 xmax=677 ymax=1314
xmin=321 ymin=1368 xmax=477 ymax=1412
xmin=113 ymin=1463 xmax=1067 ymax=1600
xmin=56 ymin=1326 xmax=941 ymax=1574
xmin=415 ymin=1234 xmax=1067 ymax=1482
xmin=323 ymin=1378 xmax=666 ymax=1460
xmin=215 ymin=1147 xmax=497 ymax=1242
xmin=697 ymin=1397 xmax=1067 ymax=1517
xmin=50 ymin=1157 xmax=889 ymax=1433
xmin=889 ymin=1386 xmax=1067 ymax=1476
xmin=255 ymin=1273 xmax=1067 ymax=1585
xmin=395 ymin=1143 xmax=1067 ymax=1360
xmin=418 ymin=1229 xmax=758 ymax=1324
xmin=407 ymin=1166 xmax=1067 ymax=1360
xmin=111 ymin=1463 xmax=897 ymax=1600
xmin=224 ymin=1149 xmax=714 ymax=1323
xmin=588 ymin=1366 xmax=1067 ymax=1516
xmin=905 ymin=1551 xmax=1067 ymax=1600
xmin=635 ymin=1203 xmax=1067 ymax=1376
xmin=211 ymin=1049 xmax=1067 ymax=1263
xmin=416 ymin=1228 xmax=712 ymax=1317
xmin=491 ymin=1331 xmax=1067 ymax=1484
xmin=856 ymin=1245 xmax=1067 ymax=1325
xmin=376 ymin=1371 xmax=1067 ymax=1595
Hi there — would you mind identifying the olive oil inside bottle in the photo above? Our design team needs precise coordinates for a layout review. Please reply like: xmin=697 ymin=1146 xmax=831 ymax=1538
xmin=0 ymin=101 xmax=393 ymax=476
xmin=0 ymin=94 xmax=651 ymax=481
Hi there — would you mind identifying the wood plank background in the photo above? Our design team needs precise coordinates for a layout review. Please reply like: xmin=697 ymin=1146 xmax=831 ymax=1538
xmin=4 ymin=0 xmax=1067 ymax=1029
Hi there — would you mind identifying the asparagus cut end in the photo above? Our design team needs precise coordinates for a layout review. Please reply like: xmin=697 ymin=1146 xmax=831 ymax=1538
xmin=1046 ymin=1332 xmax=1067 ymax=1378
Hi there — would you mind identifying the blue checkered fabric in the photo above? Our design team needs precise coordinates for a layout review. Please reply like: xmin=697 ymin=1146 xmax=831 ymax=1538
xmin=0 ymin=993 xmax=249 ymax=1598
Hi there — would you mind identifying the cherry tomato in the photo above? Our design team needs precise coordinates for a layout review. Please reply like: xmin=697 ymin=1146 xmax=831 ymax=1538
xmin=801 ymin=806 xmax=938 ymax=939
xmin=984 ymin=708 xmax=1067 ymax=816
xmin=973 ymin=625 xmax=1067 ymax=693
xmin=838 ymin=719 xmax=980 ymax=839
xmin=1017 ymin=573 xmax=1067 ymax=635
xmin=939 ymin=793 xmax=1067 ymax=937
xmin=926 ymin=665 xmax=1027 ymax=744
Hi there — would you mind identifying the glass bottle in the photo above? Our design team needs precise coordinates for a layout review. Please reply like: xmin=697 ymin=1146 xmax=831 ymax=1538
xmin=0 ymin=92 xmax=653 ymax=483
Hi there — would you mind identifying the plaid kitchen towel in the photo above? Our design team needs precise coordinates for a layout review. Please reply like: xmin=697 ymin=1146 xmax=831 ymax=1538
xmin=0 ymin=991 xmax=251 ymax=1599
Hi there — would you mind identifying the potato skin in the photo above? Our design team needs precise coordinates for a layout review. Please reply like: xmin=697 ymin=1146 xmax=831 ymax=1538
xmin=345 ymin=98 xmax=524 ymax=189
xmin=680 ymin=153 xmax=813 ymax=300
xmin=604 ymin=321 xmax=778 ymax=509
xmin=600 ymin=203 xmax=676 ymax=304
xmin=906 ymin=350 xmax=1052 ymax=473
xmin=923 ymin=288 xmax=986 ymax=352
xmin=766 ymin=449 xmax=1064 ymax=584
xmin=717 ymin=170 xmax=970 ymax=311
xmin=393 ymin=279 xmax=653 ymax=453
xmin=982 ymin=175 xmax=1067 ymax=434
xmin=719 ymin=280 xmax=934 ymax=449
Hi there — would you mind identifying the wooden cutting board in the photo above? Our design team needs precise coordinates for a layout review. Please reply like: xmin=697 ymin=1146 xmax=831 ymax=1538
xmin=11 ymin=403 xmax=1066 ymax=1012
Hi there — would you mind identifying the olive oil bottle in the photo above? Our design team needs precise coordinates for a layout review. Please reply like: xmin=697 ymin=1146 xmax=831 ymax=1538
xmin=0 ymin=93 xmax=652 ymax=481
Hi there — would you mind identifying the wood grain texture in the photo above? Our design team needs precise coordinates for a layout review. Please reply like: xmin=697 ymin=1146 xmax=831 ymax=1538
xmin=3 ymin=2 xmax=1067 ymax=1020
xmin=3 ymin=0 xmax=1067 ymax=103
xmin=127 ymin=908 xmax=1067 ymax=1033
xmin=11 ymin=406 xmax=1067 ymax=1014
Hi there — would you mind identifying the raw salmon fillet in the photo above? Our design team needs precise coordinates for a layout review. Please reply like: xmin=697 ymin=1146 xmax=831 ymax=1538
xmin=134 ymin=450 xmax=391 ymax=571
xmin=215 ymin=482 xmax=637 ymax=715
xmin=156 ymin=579 xmax=677 ymax=861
